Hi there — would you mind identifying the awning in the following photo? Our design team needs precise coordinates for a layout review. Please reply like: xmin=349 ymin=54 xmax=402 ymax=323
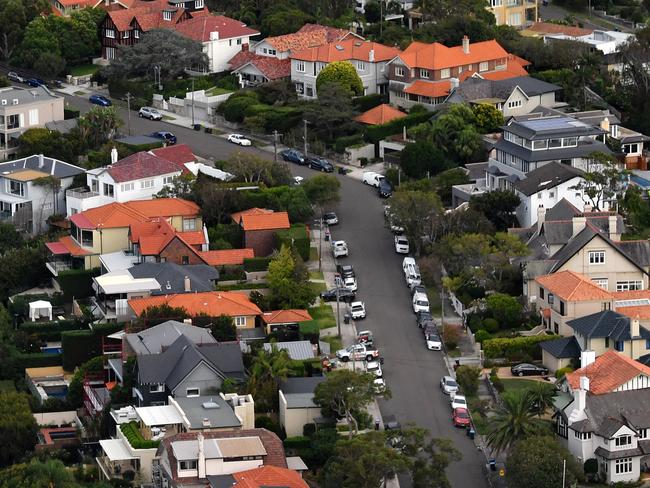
xmin=99 ymin=439 xmax=137 ymax=461
xmin=135 ymin=405 xmax=184 ymax=426
xmin=46 ymin=241 xmax=69 ymax=255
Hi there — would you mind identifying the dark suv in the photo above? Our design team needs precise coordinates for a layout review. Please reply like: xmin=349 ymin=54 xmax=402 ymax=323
xmin=308 ymin=156 xmax=334 ymax=172
xmin=321 ymin=287 xmax=355 ymax=303
xmin=378 ymin=179 xmax=393 ymax=198
xmin=336 ymin=264 xmax=355 ymax=279
xmin=281 ymin=149 xmax=306 ymax=165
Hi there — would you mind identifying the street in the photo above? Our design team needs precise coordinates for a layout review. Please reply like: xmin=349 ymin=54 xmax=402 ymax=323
xmin=65 ymin=93 xmax=489 ymax=488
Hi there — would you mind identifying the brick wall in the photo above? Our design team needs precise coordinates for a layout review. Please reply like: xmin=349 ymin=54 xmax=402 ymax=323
xmin=244 ymin=230 xmax=277 ymax=257
xmin=160 ymin=237 xmax=204 ymax=265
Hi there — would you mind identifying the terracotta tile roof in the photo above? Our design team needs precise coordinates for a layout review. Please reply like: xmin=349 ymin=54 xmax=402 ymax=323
xmin=107 ymin=0 xmax=176 ymax=31
xmin=128 ymin=291 xmax=262 ymax=317
xmin=125 ymin=198 xmax=200 ymax=218
xmin=508 ymin=53 xmax=531 ymax=67
xmin=616 ymin=306 xmax=650 ymax=320
xmin=291 ymin=38 xmax=400 ymax=63
xmin=398 ymin=39 xmax=509 ymax=70
xmin=235 ymin=211 xmax=290 ymax=231
xmin=45 ymin=235 xmax=93 ymax=257
xmin=566 ymin=350 xmax=650 ymax=395
xmin=403 ymin=80 xmax=452 ymax=98
xmin=480 ymin=63 xmax=529 ymax=80
xmin=198 ymin=248 xmax=255 ymax=266
xmin=56 ymin=0 xmax=94 ymax=7
xmin=232 ymin=466 xmax=308 ymax=488
xmin=354 ymin=104 xmax=406 ymax=125
xmin=231 ymin=208 xmax=273 ymax=221
xmin=229 ymin=51 xmax=291 ymax=80
xmin=613 ymin=290 xmax=650 ymax=300
xmin=173 ymin=15 xmax=259 ymax=42
xmin=130 ymin=219 xmax=205 ymax=255
xmin=527 ymin=21 xmax=593 ymax=37
xmin=107 ymin=151 xmax=181 ymax=183
xmin=265 ymin=23 xmax=353 ymax=52
xmin=262 ymin=309 xmax=313 ymax=324
xmin=536 ymin=270 xmax=614 ymax=301
xmin=179 ymin=231 xmax=205 ymax=246
xmin=150 ymin=144 xmax=196 ymax=169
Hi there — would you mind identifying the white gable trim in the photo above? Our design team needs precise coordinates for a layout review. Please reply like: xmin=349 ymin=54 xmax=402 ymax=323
xmin=615 ymin=374 xmax=650 ymax=392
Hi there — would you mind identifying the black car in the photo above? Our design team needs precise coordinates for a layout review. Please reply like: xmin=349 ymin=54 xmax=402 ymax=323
xmin=411 ymin=285 xmax=427 ymax=296
xmin=422 ymin=323 xmax=438 ymax=337
xmin=378 ymin=179 xmax=393 ymax=198
xmin=416 ymin=311 xmax=433 ymax=327
xmin=321 ymin=287 xmax=355 ymax=303
xmin=280 ymin=149 xmax=306 ymax=165
xmin=510 ymin=363 xmax=549 ymax=377
xmin=308 ymin=156 xmax=334 ymax=172
xmin=26 ymin=78 xmax=45 ymax=87
xmin=150 ymin=131 xmax=177 ymax=145
xmin=336 ymin=264 xmax=355 ymax=279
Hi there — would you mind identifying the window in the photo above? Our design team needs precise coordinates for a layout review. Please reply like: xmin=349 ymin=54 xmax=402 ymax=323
xmin=7 ymin=180 xmax=24 ymax=197
xmin=605 ymin=337 xmax=610 ymax=348
xmin=491 ymin=0 xmax=502 ymax=5
xmin=548 ymin=191 xmax=555 ymax=198
xmin=559 ymin=301 xmax=565 ymax=316
xmin=563 ymin=137 xmax=577 ymax=147
xmin=237 ymin=38 xmax=242 ymax=45
xmin=508 ymin=12 xmax=522 ymax=25
xmin=356 ymin=61 xmax=366 ymax=71
xmin=296 ymin=61 xmax=305 ymax=72
xmin=163 ymin=176 xmax=174 ymax=185
xmin=105 ymin=47 xmax=116 ymax=60
xmin=81 ymin=230 xmax=93 ymax=247
xmin=589 ymin=251 xmax=605 ymax=264
xmin=141 ymin=179 xmax=154 ymax=189
xmin=440 ymin=68 xmax=450 ymax=79
xmin=593 ymin=278 xmax=608 ymax=289
xmin=186 ymin=388 xmax=200 ymax=397
xmin=623 ymin=143 xmax=640 ymax=154
xmin=616 ymin=281 xmax=643 ymax=291
xmin=229 ymin=40 xmax=232 ymax=46
xmin=120 ymin=182 xmax=134 ymax=192
xmin=539 ymin=287 xmax=544 ymax=300
xmin=105 ymin=28 xmax=115 ymax=38
xmin=235 ymin=316 xmax=246 ymax=328
xmin=182 ymin=256 xmax=189 ymax=265
xmin=616 ymin=435 xmax=632 ymax=447
xmin=149 ymin=384 xmax=164 ymax=393
xmin=574 ymin=431 xmax=592 ymax=440
xmin=182 ymin=218 xmax=196 ymax=231
xmin=163 ymin=10 xmax=172 ymax=20
xmin=268 ymin=49 xmax=276 ymax=55
xmin=395 ymin=67 xmax=405 ymax=77
xmin=7 ymin=114 xmax=19 ymax=129
xmin=602 ymin=302 xmax=612 ymax=311
xmin=639 ymin=428 xmax=648 ymax=439
xmin=615 ymin=458 xmax=633 ymax=474
xmin=123 ymin=30 xmax=130 ymax=38
xmin=28 ymin=109 xmax=38 ymax=126
xmin=549 ymin=138 xmax=562 ymax=148
xmin=103 ymin=183 xmax=114 ymax=197
xmin=195 ymin=0 xmax=203 ymax=7
xmin=533 ymin=139 xmax=547 ymax=150
xmin=646 ymin=339 xmax=650 ymax=350
xmin=91 ymin=179 xmax=99 ymax=192
xmin=420 ymin=69 xmax=429 ymax=78
xmin=179 ymin=460 xmax=198 ymax=470
xmin=615 ymin=341 xmax=624 ymax=351
xmin=479 ymin=61 xmax=489 ymax=72
xmin=134 ymin=29 xmax=139 ymax=38
xmin=557 ymin=415 xmax=568 ymax=438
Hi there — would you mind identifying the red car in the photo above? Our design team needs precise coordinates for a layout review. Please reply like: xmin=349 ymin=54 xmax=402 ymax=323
xmin=452 ymin=407 xmax=471 ymax=428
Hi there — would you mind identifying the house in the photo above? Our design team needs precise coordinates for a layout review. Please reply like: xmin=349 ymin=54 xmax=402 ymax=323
xmin=198 ymin=248 xmax=255 ymax=267
xmin=149 ymin=143 xmax=197 ymax=168
xmin=156 ymin=428 xmax=289 ymax=486
xmin=66 ymin=151 xmax=184 ymax=216
xmin=207 ymin=466 xmax=309 ymax=488
xmin=45 ymin=198 xmax=201 ymax=277
xmin=387 ymin=37 xmax=529 ymax=112
xmin=0 ymin=154 xmax=84 ymax=234
xmin=522 ymin=21 xmax=593 ymax=39
xmin=128 ymin=291 xmax=263 ymax=330
xmin=135 ymin=334 xmax=246 ymax=406
xmin=122 ymin=320 xmax=217 ymax=357
xmin=128 ymin=218 xmax=208 ymax=264
xmin=174 ymin=15 xmax=260 ymax=73
xmin=262 ymin=309 xmax=313 ymax=335
xmin=543 ymin=29 xmax=634 ymax=56
xmin=290 ymin=39 xmax=400 ymax=98
xmin=170 ymin=393 xmax=255 ymax=431
xmin=263 ymin=341 xmax=316 ymax=361
xmin=354 ymin=104 xmax=406 ymax=125
xmin=487 ymin=0 xmax=537 ymax=28
xmin=0 ymin=86 xmax=65 ymax=159
xmin=232 ymin=208 xmax=290 ymax=256
xmin=278 ymin=377 xmax=326 ymax=437
xmin=52 ymin=0 xmax=206 ymax=18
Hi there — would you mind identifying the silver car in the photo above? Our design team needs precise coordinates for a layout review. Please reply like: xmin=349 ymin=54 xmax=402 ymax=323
xmin=139 ymin=106 xmax=163 ymax=120
xmin=440 ymin=376 xmax=459 ymax=395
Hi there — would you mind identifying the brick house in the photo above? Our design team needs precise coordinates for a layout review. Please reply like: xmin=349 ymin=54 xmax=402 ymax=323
xmin=129 ymin=219 xmax=207 ymax=265
xmin=231 ymin=208 xmax=290 ymax=256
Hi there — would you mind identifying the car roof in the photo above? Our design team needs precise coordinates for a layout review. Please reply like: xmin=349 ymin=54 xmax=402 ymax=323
xmin=454 ymin=407 xmax=469 ymax=413
xmin=443 ymin=375 xmax=455 ymax=382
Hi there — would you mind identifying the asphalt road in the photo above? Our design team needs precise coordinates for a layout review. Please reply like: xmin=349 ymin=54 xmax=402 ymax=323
xmin=65 ymin=93 xmax=489 ymax=487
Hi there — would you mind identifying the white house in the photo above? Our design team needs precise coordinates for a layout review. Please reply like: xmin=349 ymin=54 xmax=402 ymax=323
xmin=544 ymin=30 xmax=634 ymax=56
xmin=66 ymin=150 xmax=183 ymax=216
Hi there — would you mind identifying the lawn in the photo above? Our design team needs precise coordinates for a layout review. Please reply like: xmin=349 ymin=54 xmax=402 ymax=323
xmin=500 ymin=378 xmax=543 ymax=394
xmin=309 ymin=247 xmax=319 ymax=262
xmin=310 ymin=282 xmax=327 ymax=293
xmin=162 ymin=115 xmax=176 ymax=121
xmin=321 ymin=334 xmax=342 ymax=352
xmin=309 ymin=271 xmax=324 ymax=281
xmin=206 ymin=86 xmax=233 ymax=96
xmin=69 ymin=64 xmax=99 ymax=77
xmin=308 ymin=305 xmax=336 ymax=330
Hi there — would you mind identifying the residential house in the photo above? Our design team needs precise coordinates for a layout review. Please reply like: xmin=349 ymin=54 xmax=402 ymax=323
xmin=487 ymin=0 xmax=537 ymax=28
xmin=206 ymin=466 xmax=309 ymax=488
xmin=278 ymin=377 xmax=326 ymax=437
xmin=0 ymin=86 xmax=65 ymax=159
xmin=0 ymin=154 xmax=84 ymax=234
xmin=290 ymin=39 xmax=400 ymax=98
xmin=156 ymin=428 xmax=289 ymax=486
xmin=262 ymin=309 xmax=313 ymax=335
xmin=263 ymin=341 xmax=317 ymax=361
xmin=26 ymin=366 xmax=70 ymax=405
xmin=522 ymin=21 xmax=593 ymax=38
xmin=197 ymin=248 xmax=255 ymax=267
xmin=66 ymin=151 xmax=184 ymax=216
xmin=128 ymin=291 xmax=263 ymax=330
xmin=52 ymin=0 xmax=206 ymax=18
xmin=170 ymin=393 xmax=255 ymax=431
xmin=387 ymin=37 xmax=530 ymax=111
xmin=46 ymin=198 xmax=201 ymax=277
xmin=149 ymin=143 xmax=197 ymax=167
xmin=232 ymin=208 xmax=290 ymax=256
xmin=354 ymin=104 xmax=406 ymax=125
xmin=128 ymin=218 xmax=209 ymax=264
xmin=544 ymin=29 xmax=634 ymax=56
xmin=122 ymin=320 xmax=217 ymax=358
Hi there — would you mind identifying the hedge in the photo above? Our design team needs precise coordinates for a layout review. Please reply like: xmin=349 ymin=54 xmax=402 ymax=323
xmin=216 ymin=282 xmax=268 ymax=291
xmin=334 ymin=134 xmax=365 ymax=153
xmin=364 ymin=111 xmax=433 ymax=144
xmin=299 ymin=320 xmax=320 ymax=344
xmin=64 ymin=108 xmax=80 ymax=120
xmin=20 ymin=320 xmax=86 ymax=342
xmin=275 ymin=224 xmax=309 ymax=261
xmin=16 ymin=352 xmax=62 ymax=369
xmin=120 ymin=422 xmax=160 ymax=449
xmin=353 ymin=93 xmax=388 ymax=112
xmin=216 ymin=265 xmax=246 ymax=281
xmin=243 ymin=257 xmax=271 ymax=272
xmin=482 ymin=335 xmax=560 ymax=359
xmin=56 ymin=268 xmax=100 ymax=301
xmin=283 ymin=436 xmax=311 ymax=450
xmin=61 ymin=323 xmax=124 ymax=371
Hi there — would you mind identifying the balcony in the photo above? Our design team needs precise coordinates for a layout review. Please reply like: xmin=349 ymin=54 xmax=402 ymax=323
xmin=66 ymin=188 xmax=100 ymax=199
xmin=46 ymin=259 xmax=72 ymax=276
xmin=66 ymin=188 xmax=114 ymax=214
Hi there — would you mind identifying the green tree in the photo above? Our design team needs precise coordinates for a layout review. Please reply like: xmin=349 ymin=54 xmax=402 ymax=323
xmin=223 ymin=151 xmax=291 ymax=186
xmin=455 ymin=365 xmax=481 ymax=396
xmin=433 ymin=167 xmax=470 ymax=207
xmin=67 ymin=356 xmax=104 ymax=408
xmin=469 ymin=190 xmax=521 ymax=230
xmin=400 ymin=140 xmax=450 ymax=179
xmin=525 ymin=382 xmax=556 ymax=417
xmin=389 ymin=190 xmax=442 ymax=255
xmin=316 ymin=61 xmax=364 ymax=96
xmin=0 ymin=244 xmax=47 ymax=303
xmin=507 ymin=435 xmax=583 ymax=488
xmin=486 ymin=293 xmax=521 ymax=329
xmin=571 ymin=152 xmax=626 ymax=211
xmin=304 ymin=82 xmax=357 ymax=143
xmin=138 ymin=304 xmax=189 ymax=326
xmin=155 ymin=172 xmax=196 ymax=199
xmin=0 ymin=0 xmax=48 ymax=60
xmin=486 ymin=391 xmax=548 ymax=453
xmin=471 ymin=103 xmax=504 ymax=133
xmin=303 ymin=174 xmax=341 ymax=211
xmin=260 ymin=4 xmax=313 ymax=36
xmin=267 ymin=245 xmax=316 ymax=308
xmin=0 ymin=222 xmax=23 ymax=255
xmin=76 ymin=106 xmax=122 ymax=149
xmin=17 ymin=128 xmax=78 ymax=163
xmin=247 ymin=347 xmax=291 ymax=412
xmin=209 ymin=314 xmax=237 ymax=342
xmin=0 ymin=392 xmax=38 ymax=467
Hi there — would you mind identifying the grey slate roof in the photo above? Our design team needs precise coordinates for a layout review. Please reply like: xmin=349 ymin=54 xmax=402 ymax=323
xmin=45 ymin=118 xmax=78 ymax=134
xmin=173 ymin=395 xmax=242 ymax=430
xmin=128 ymin=263 xmax=219 ymax=295
xmin=566 ymin=310 xmax=650 ymax=341
xmin=0 ymin=154 xmax=84 ymax=179
xmin=263 ymin=340 xmax=315 ymax=360
xmin=513 ymin=161 xmax=584 ymax=197
xmin=544 ymin=198 xmax=581 ymax=221
xmin=577 ymin=389 xmax=650 ymax=438
xmin=207 ymin=475 xmax=237 ymax=488
xmin=539 ymin=336 xmax=581 ymax=359
xmin=618 ymin=240 xmax=650 ymax=268
xmin=453 ymin=76 xmax=560 ymax=104
xmin=125 ymin=320 xmax=216 ymax=355
xmin=504 ymin=116 xmax=607 ymax=140
xmin=493 ymin=138 xmax=611 ymax=163
xmin=0 ymin=85 xmax=59 ymax=105
xmin=279 ymin=377 xmax=326 ymax=409
xmin=465 ymin=162 xmax=488 ymax=181
xmin=595 ymin=445 xmax=644 ymax=459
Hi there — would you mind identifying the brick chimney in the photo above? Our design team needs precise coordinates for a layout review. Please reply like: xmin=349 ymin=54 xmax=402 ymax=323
xmin=462 ymin=35 xmax=470 ymax=55
xmin=536 ymin=205 xmax=546 ymax=232
xmin=572 ymin=215 xmax=586 ymax=236
xmin=631 ymin=316 xmax=640 ymax=338
xmin=608 ymin=214 xmax=620 ymax=240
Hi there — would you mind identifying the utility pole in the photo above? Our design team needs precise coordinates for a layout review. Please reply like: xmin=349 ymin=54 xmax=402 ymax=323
xmin=303 ymin=119 xmax=308 ymax=156
xmin=125 ymin=92 xmax=132 ymax=136
xmin=273 ymin=130 xmax=279 ymax=162
xmin=191 ymin=77 xmax=195 ymax=127
xmin=562 ymin=459 xmax=566 ymax=488
xmin=318 ymin=215 xmax=323 ymax=272
xmin=380 ymin=0 xmax=383 ymax=39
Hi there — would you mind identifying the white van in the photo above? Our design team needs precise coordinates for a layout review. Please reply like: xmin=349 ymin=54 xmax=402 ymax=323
xmin=402 ymin=257 xmax=421 ymax=287
xmin=362 ymin=171 xmax=385 ymax=187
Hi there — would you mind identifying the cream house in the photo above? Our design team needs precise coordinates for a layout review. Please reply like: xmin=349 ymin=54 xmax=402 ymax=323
xmin=278 ymin=377 xmax=325 ymax=437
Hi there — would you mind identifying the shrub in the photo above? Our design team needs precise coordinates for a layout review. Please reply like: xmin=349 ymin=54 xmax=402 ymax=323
xmin=217 ymin=265 xmax=246 ymax=282
xmin=275 ymin=224 xmax=309 ymax=261
xmin=16 ymin=352 xmax=62 ymax=369
xmin=442 ymin=324 xmax=461 ymax=350
xmin=491 ymin=375 xmax=504 ymax=393
xmin=120 ymin=422 xmax=159 ymax=449
xmin=255 ymin=415 xmax=284 ymax=438
xmin=474 ymin=329 xmax=492 ymax=343
xmin=364 ymin=110 xmax=433 ymax=144
xmin=334 ymin=134 xmax=364 ymax=153
xmin=455 ymin=365 xmax=481 ymax=396
xmin=555 ymin=366 xmax=574 ymax=379
xmin=56 ymin=268 xmax=100 ymax=300
xmin=303 ymin=423 xmax=316 ymax=437
xmin=483 ymin=335 xmax=559 ymax=359
xmin=299 ymin=320 xmax=320 ymax=344
xmin=64 ymin=108 xmax=80 ymax=120
xmin=352 ymin=93 xmax=387 ymax=112
xmin=243 ymin=257 xmax=271 ymax=272
xmin=284 ymin=436 xmax=311 ymax=450
xmin=467 ymin=314 xmax=483 ymax=332
xmin=481 ymin=318 xmax=499 ymax=333
xmin=221 ymin=94 xmax=258 ymax=123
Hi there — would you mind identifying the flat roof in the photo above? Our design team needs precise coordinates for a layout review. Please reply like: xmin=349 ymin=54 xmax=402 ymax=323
xmin=172 ymin=396 xmax=241 ymax=430
xmin=100 ymin=251 xmax=140 ymax=273
xmin=135 ymin=404 xmax=184 ymax=426
xmin=5 ymin=169 xmax=50 ymax=181
xmin=94 ymin=271 xmax=160 ymax=295
xmin=100 ymin=439 xmax=137 ymax=461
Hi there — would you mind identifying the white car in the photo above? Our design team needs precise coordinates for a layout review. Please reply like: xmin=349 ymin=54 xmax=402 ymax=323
xmin=389 ymin=219 xmax=405 ymax=234
xmin=440 ymin=376 xmax=459 ymax=395
xmin=425 ymin=332 xmax=442 ymax=351
xmin=450 ymin=393 xmax=468 ymax=410
xmin=293 ymin=176 xmax=304 ymax=186
xmin=403 ymin=257 xmax=421 ymax=287
xmin=138 ymin=106 xmax=163 ymax=120
xmin=374 ymin=377 xmax=387 ymax=394
xmin=413 ymin=293 xmax=430 ymax=314
xmin=362 ymin=171 xmax=385 ymax=187
xmin=395 ymin=235 xmax=409 ymax=254
xmin=332 ymin=240 xmax=348 ymax=258
xmin=366 ymin=360 xmax=383 ymax=378
xmin=227 ymin=134 xmax=252 ymax=146
xmin=350 ymin=301 xmax=366 ymax=319
xmin=343 ymin=275 xmax=357 ymax=291
xmin=323 ymin=212 xmax=338 ymax=225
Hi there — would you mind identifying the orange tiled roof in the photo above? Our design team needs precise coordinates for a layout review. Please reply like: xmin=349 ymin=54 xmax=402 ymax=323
xmin=265 ymin=24 xmax=353 ymax=52
xmin=398 ymin=39 xmax=509 ymax=70
xmin=480 ymin=63 xmax=529 ymax=80
xmin=231 ymin=208 xmax=273 ymax=221
xmin=536 ymin=270 xmax=614 ymax=301
xmin=616 ymin=306 xmax=650 ymax=320
xmin=354 ymin=104 xmax=406 ymax=125
xmin=239 ymin=212 xmax=290 ymax=231
xmin=125 ymin=198 xmax=200 ymax=218
xmin=527 ymin=21 xmax=593 ymax=37
xmin=232 ymin=466 xmax=309 ymax=488
xmin=128 ymin=291 xmax=262 ymax=317
xmin=130 ymin=219 xmax=205 ymax=255
xmin=566 ymin=350 xmax=650 ymax=395
xmin=291 ymin=38 xmax=400 ymax=63
xmin=198 ymin=248 xmax=255 ymax=266
xmin=403 ymin=80 xmax=452 ymax=98
xmin=178 ymin=231 xmax=205 ymax=246
xmin=59 ymin=235 xmax=93 ymax=256
xmin=262 ymin=309 xmax=313 ymax=324
xmin=613 ymin=290 xmax=650 ymax=300
xmin=508 ymin=53 xmax=531 ymax=67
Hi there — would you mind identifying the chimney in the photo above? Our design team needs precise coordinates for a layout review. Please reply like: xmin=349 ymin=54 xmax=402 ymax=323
xmin=583 ymin=204 xmax=593 ymax=213
xmin=572 ymin=215 xmax=586 ymax=236
xmin=569 ymin=376 xmax=589 ymax=422
xmin=600 ymin=117 xmax=610 ymax=133
xmin=202 ymin=224 xmax=209 ymax=252
xmin=536 ymin=205 xmax=546 ymax=232
xmin=197 ymin=432 xmax=206 ymax=478
xmin=38 ymin=154 xmax=44 ymax=168
xmin=110 ymin=147 xmax=118 ymax=165
xmin=580 ymin=350 xmax=595 ymax=369
xmin=202 ymin=418 xmax=211 ymax=427
xmin=462 ymin=35 xmax=470 ymax=54
xmin=450 ymin=77 xmax=459 ymax=89
xmin=209 ymin=31 xmax=219 ymax=41
xmin=608 ymin=214 xmax=619 ymax=240
xmin=184 ymin=276 xmax=191 ymax=292
xmin=241 ymin=43 xmax=249 ymax=52
xmin=369 ymin=49 xmax=375 ymax=62
xmin=631 ymin=316 xmax=640 ymax=338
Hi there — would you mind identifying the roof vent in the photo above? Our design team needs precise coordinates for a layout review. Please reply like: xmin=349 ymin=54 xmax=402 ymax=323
xmin=12 ymin=99 xmax=18 ymax=105
xmin=202 ymin=418 xmax=211 ymax=427
xmin=202 ymin=401 xmax=220 ymax=409
xmin=1 ymin=99 xmax=7 ymax=105
xmin=166 ymin=280 xmax=172 ymax=290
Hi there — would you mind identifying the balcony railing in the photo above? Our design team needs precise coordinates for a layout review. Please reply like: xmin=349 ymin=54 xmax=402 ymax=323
xmin=46 ymin=260 xmax=71 ymax=277
xmin=67 ymin=188 xmax=100 ymax=199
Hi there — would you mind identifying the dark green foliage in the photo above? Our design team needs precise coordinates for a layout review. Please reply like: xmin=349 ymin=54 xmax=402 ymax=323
xmin=221 ymin=92 xmax=259 ymax=123
xmin=17 ymin=128 xmax=79 ymax=163
xmin=138 ymin=304 xmax=189 ymax=326
xmin=254 ymin=415 xmax=284 ymax=438
xmin=215 ymin=265 xmax=246 ymax=282
xmin=0 ymin=392 xmax=38 ymax=467
xmin=55 ymin=268 xmax=100 ymax=301
xmin=283 ymin=436 xmax=311 ymax=450
xmin=64 ymin=108 xmax=80 ymax=120
xmin=482 ymin=335 xmax=560 ymax=359
xmin=209 ymin=315 xmax=237 ymax=342
xmin=61 ymin=323 xmax=123 ymax=370
xmin=364 ymin=111 xmax=432 ymax=144
xmin=120 ymin=422 xmax=160 ymax=449
xmin=481 ymin=318 xmax=499 ymax=333
xmin=470 ymin=190 xmax=521 ymax=230
xmin=20 ymin=320 xmax=86 ymax=342
xmin=67 ymin=356 xmax=103 ymax=408
xmin=455 ymin=365 xmax=482 ymax=396
xmin=0 ymin=244 xmax=48 ymax=303
xmin=243 ymin=257 xmax=271 ymax=272
xmin=334 ymin=134 xmax=365 ymax=153
xmin=299 ymin=320 xmax=320 ymax=344
xmin=352 ymin=93 xmax=387 ymax=112
xmin=275 ymin=224 xmax=310 ymax=261
xmin=400 ymin=141 xmax=450 ymax=179
xmin=486 ymin=293 xmax=522 ymax=329
xmin=15 ymin=352 xmax=62 ymax=369
xmin=208 ymin=223 xmax=243 ymax=249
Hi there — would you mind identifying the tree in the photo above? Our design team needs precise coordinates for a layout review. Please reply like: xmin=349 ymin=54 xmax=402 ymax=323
xmin=303 ymin=174 xmax=341 ymax=212
xmin=363 ymin=0 xmax=381 ymax=22
xmin=209 ymin=315 xmax=237 ymax=342
xmin=155 ymin=172 xmax=196 ymax=199
xmin=314 ymin=369 xmax=378 ymax=438
xmin=304 ymin=82 xmax=357 ymax=143
xmin=486 ymin=293 xmax=522 ymax=329
xmin=32 ymin=175 xmax=61 ymax=232
xmin=0 ymin=0 xmax=48 ymax=60
xmin=103 ymin=29 xmax=208 ymax=80
xmin=0 ymin=392 xmax=38 ymax=467
xmin=428 ymin=208 xmax=494 ymax=244
xmin=0 ymin=222 xmax=23 ymax=255
xmin=138 ymin=304 xmax=189 ymax=327
xmin=469 ymin=190 xmax=520 ymax=230
xmin=267 ymin=245 xmax=317 ymax=308
xmin=525 ymin=382 xmax=556 ymax=418
xmin=17 ymin=128 xmax=78 ymax=163
xmin=316 ymin=61 xmax=364 ymax=96
xmin=76 ymin=106 xmax=122 ymax=149
xmin=507 ymin=435 xmax=583 ymax=488
xmin=433 ymin=168 xmax=470 ymax=207
xmin=571 ymin=152 xmax=625 ymax=211
xmin=389 ymin=190 xmax=443 ymax=255
xmin=455 ymin=365 xmax=481 ymax=396
xmin=247 ymin=347 xmax=291 ymax=412
xmin=400 ymin=141 xmax=450 ymax=179
xmin=260 ymin=4 xmax=313 ymax=36
xmin=486 ymin=391 xmax=548 ymax=453
xmin=471 ymin=103 xmax=504 ymax=133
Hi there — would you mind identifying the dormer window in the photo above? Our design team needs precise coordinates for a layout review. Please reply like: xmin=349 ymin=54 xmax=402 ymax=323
xmin=163 ymin=10 xmax=173 ymax=20
xmin=195 ymin=0 xmax=203 ymax=7
xmin=178 ymin=459 xmax=198 ymax=470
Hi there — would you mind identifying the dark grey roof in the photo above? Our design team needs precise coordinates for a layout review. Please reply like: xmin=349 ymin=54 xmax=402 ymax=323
xmin=125 ymin=320 xmax=216 ymax=355
xmin=45 ymin=118 xmax=78 ymax=134
xmin=0 ymin=154 xmax=84 ymax=179
xmin=493 ymin=138 xmax=611 ymax=163
xmin=465 ymin=162 xmax=488 ymax=181
xmin=504 ymin=116 xmax=607 ymax=140
xmin=513 ymin=162 xmax=584 ymax=197
xmin=493 ymin=76 xmax=561 ymax=98
xmin=566 ymin=310 xmax=650 ymax=341
xmin=595 ymin=445 xmax=643 ymax=459
xmin=279 ymin=376 xmax=326 ymax=395
xmin=638 ymin=353 xmax=650 ymax=367
xmin=618 ymin=240 xmax=650 ymax=267
xmin=544 ymin=199 xmax=581 ymax=221
xmin=128 ymin=263 xmax=218 ymax=295
xmin=173 ymin=395 xmax=242 ymax=430
xmin=570 ymin=109 xmax=622 ymax=127
xmin=0 ymin=85 xmax=59 ymax=105
xmin=620 ymin=132 xmax=650 ymax=144
xmin=539 ymin=336 xmax=581 ymax=358
xmin=263 ymin=341 xmax=315 ymax=360
xmin=207 ymin=474 xmax=236 ymax=488
xmin=570 ymin=418 xmax=594 ymax=433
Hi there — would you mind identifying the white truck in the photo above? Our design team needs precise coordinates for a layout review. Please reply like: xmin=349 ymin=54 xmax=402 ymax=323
xmin=402 ymin=257 xmax=421 ymax=287
xmin=332 ymin=240 xmax=348 ymax=258
xmin=362 ymin=171 xmax=385 ymax=187
xmin=336 ymin=343 xmax=380 ymax=362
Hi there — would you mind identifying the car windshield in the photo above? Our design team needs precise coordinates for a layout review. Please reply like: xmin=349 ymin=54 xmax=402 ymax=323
xmin=455 ymin=398 xmax=467 ymax=405
xmin=352 ymin=305 xmax=362 ymax=311
xmin=427 ymin=334 xmax=440 ymax=341
xmin=446 ymin=379 xmax=458 ymax=387
xmin=416 ymin=300 xmax=428 ymax=306
xmin=456 ymin=410 xmax=469 ymax=419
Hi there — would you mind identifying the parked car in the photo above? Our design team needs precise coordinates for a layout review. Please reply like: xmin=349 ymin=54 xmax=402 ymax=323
xmin=293 ymin=176 xmax=304 ymax=186
xmin=138 ymin=106 xmax=163 ymax=120
xmin=378 ymin=178 xmax=393 ymax=198
xmin=321 ymin=287 xmax=355 ymax=303
xmin=366 ymin=360 xmax=383 ymax=378
xmin=323 ymin=212 xmax=338 ymax=225
xmin=336 ymin=343 xmax=379 ymax=362
xmin=343 ymin=275 xmax=357 ymax=291
xmin=308 ymin=156 xmax=334 ymax=172
xmin=362 ymin=171 xmax=384 ymax=187
xmin=7 ymin=72 xmax=24 ymax=83
xmin=89 ymin=94 xmax=112 ymax=106
xmin=395 ymin=235 xmax=409 ymax=254
xmin=452 ymin=407 xmax=471 ymax=428
xmin=440 ymin=376 xmax=459 ymax=395
xmin=403 ymin=257 xmax=421 ymax=287
xmin=356 ymin=329 xmax=373 ymax=345
xmin=389 ymin=218 xmax=405 ymax=234
xmin=417 ymin=311 xmax=434 ymax=328
xmin=350 ymin=301 xmax=366 ymax=320
xmin=510 ymin=363 xmax=549 ymax=377
xmin=332 ymin=240 xmax=348 ymax=258
xmin=26 ymin=78 xmax=46 ymax=87
xmin=150 ymin=131 xmax=177 ymax=145
xmin=425 ymin=331 xmax=442 ymax=351
xmin=422 ymin=323 xmax=438 ymax=339
xmin=411 ymin=285 xmax=427 ymax=297
xmin=412 ymin=293 xmax=430 ymax=314
xmin=374 ymin=377 xmax=387 ymax=394
xmin=337 ymin=264 xmax=355 ymax=278
xmin=227 ymin=133 xmax=252 ymax=146
xmin=450 ymin=393 xmax=468 ymax=411
xmin=280 ymin=149 xmax=306 ymax=165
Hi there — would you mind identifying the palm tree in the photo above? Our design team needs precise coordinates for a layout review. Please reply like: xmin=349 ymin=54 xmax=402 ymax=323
xmin=486 ymin=391 xmax=548 ymax=454
xmin=526 ymin=382 xmax=556 ymax=418
xmin=246 ymin=347 xmax=291 ymax=412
